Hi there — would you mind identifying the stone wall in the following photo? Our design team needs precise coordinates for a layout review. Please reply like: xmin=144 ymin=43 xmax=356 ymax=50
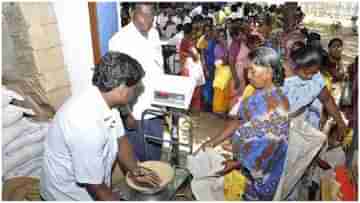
xmin=2 ymin=2 xmax=71 ymax=115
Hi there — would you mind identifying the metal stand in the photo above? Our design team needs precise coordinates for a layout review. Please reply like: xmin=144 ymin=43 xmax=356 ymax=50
xmin=141 ymin=107 xmax=193 ymax=167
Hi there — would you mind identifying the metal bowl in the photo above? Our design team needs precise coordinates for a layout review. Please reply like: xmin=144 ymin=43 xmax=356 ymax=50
xmin=126 ymin=161 xmax=175 ymax=194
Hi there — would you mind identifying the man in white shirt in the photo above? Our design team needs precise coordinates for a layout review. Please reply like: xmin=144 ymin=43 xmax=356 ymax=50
xmin=109 ymin=3 xmax=164 ymax=162
xmin=40 ymin=52 xmax=161 ymax=201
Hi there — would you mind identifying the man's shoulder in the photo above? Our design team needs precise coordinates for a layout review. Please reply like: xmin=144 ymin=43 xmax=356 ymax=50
xmin=110 ymin=23 xmax=134 ymax=42
xmin=56 ymin=88 xmax=98 ymax=126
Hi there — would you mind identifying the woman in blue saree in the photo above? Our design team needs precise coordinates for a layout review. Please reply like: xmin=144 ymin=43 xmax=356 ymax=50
xmin=198 ymin=47 xmax=290 ymax=200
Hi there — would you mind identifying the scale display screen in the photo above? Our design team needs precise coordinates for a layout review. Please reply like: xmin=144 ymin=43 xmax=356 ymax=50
xmin=151 ymin=75 xmax=195 ymax=110
xmin=153 ymin=91 xmax=186 ymax=108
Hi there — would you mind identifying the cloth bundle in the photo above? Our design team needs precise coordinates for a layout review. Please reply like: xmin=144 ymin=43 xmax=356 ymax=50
xmin=2 ymin=86 xmax=50 ymax=181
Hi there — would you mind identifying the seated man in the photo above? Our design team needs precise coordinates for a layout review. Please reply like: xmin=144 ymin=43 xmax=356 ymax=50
xmin=40 ymin=52 xmax=161 ymax=201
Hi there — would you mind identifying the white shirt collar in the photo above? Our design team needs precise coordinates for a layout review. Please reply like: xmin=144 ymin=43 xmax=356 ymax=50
xmin=92 ymin=86 xmax=114 ymax=125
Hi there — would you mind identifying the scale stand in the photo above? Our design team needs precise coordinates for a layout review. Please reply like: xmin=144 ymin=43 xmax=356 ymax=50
xmin=141 ymin=106 xmax=193 ymax=167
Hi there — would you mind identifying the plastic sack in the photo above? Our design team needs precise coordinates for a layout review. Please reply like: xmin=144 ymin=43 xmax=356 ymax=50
xmin=185 ymin=57 xmax=205 ymax=87
xmin=224 ymin=170 xmax=247 ymax=201
xmin=274 ymin=113 xmax=327 ymax=200
xmin=213 ymin=86 xmax=230 ymax=113
xmin=213 ymin=64 xmax=232 ymax=90
xmin=2 ymin=118 xmax=41 ymax=147
xmin=187 ymin=149 xmax=225 ymax=201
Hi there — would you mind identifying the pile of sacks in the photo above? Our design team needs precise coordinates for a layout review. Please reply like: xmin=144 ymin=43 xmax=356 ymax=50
xmin=2 ymin=86 xmax=50 ymax=181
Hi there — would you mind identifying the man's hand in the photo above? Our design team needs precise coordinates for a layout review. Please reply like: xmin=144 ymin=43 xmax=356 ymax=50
xmin=130 ymin=166 xmax=161 ymax=188
xmin=216 ymin=160 xmax=240 ymax=176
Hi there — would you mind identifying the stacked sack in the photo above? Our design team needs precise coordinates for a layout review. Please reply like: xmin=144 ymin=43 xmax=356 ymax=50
xmin=2 ymin=86 xmax=50 ymax=181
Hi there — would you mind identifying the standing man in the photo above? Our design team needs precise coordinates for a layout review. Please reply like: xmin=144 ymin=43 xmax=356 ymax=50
xmin=109 ymin=3 xmax=165 ymax=161
xmin=40 ymin=52 xmax=161 ymax=201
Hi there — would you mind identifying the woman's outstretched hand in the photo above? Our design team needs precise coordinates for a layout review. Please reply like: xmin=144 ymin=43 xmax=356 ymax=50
xmin=216 ymin=160 xmax=240 ymax=176
xmin=193 ymin=141 xmax=212 ymax=155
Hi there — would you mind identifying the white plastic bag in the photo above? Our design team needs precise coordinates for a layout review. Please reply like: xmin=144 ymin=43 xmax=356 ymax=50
xmin=187 ymin=149 xmax=225 ymax=201
xmin=185 ymin=57 xmax=205 ymax=87
xmin=274 ymin=113 xmax=327 ymax=200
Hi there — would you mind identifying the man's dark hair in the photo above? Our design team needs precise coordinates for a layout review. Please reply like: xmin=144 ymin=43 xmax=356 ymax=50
xmin=92 ymin=52 xmax=145 ymax=92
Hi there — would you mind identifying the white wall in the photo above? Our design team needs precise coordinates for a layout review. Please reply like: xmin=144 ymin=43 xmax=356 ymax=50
xmin=53 ymin=1 xmax=94 ymax=95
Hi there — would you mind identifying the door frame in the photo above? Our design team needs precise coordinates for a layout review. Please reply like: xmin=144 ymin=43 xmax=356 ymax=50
xmin=88 ymin=2 xmax=101 ymax=65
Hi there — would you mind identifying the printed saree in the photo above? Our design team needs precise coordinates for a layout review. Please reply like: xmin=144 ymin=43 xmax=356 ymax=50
xmin=232 ymin=88 xmax=290 ymax=200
